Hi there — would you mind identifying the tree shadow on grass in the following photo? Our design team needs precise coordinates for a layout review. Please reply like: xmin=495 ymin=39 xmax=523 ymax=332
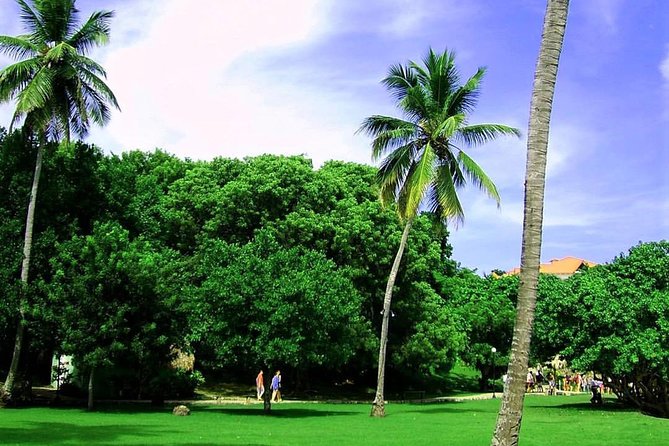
xmin=404 ymin=401 xmax=496 ymax=415
xmin=205 ymin=406 xmax=358 ymax=418
xmin=0 ymin=421 xmax=274 ymax=446
xmin=0 ymin=422 xmax=172 ymax=445
xmin=531 ymin=401 xmax=637 ymax=414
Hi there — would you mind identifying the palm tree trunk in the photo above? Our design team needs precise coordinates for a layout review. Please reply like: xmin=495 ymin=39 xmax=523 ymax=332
xmin=3 ymin=141 xmax=45 ymax=397
xmin=88 ymin=367 xmax=95 ymax=410
xmin=491 ymin=1 xmax=569 ymax=445
xmin=371 ymin=217 xmax=413 ymax=417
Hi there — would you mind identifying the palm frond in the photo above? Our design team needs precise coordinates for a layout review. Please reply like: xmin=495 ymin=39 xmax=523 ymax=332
xmin=37 ymin=0 xmax=77 ymax=42
xmin=382 ymin=63 xmax=417 ymax=102
xmin=16 ymin=0 xmax=48 ymax=44
xmin=446 ymin=67 xmax=485 ymax=116
xmin=419 ymin=48 xmax=458 ymax=108
xmin=44 ymin=41 xmax=74 ymax=65
xmin=357 ymin=115 xmax=417 ymax=160
xmin=76 ymin=65 xmax=119 ymax=109
xmin=377 ymin=141 xmax=418 ymax=206
xmin=439 ymin=149 xmax=466 ymax=189
xmin=0 ymin=35 xmax=38 ymax=60
xmin=0 ymin=58 xmax=41 ymax=101
xmin=433 ymin=163 xmax=465 ymax=224
xmin=399 ymin=84 xmax=434 ymax=122
xmin=16 ymin=66 xmax=54 ymax=112
xmin=434 ymin=113 xmax=465 ymax=139
xmin=68 ymin=10 xmax=114 ymax=54
xmin=399 ymin=142 xmax=435 ymax=218
xmin=458 ymin=149 xmax=501 ymax=205
xmin=455 ymin=123 xmax=521 ymax=147
xmin=70 ymin=53 xmax=109 ymax=77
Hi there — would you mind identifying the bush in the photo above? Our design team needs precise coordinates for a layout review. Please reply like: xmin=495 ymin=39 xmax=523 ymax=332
xmin=148 ymin=369 xmax=204 ymax=401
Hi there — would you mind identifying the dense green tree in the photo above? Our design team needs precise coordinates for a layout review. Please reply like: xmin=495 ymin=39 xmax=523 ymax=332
xmin=48 ymin=221 xmax=187 ymax=409
xmin=444 ymin=271 xmax=517 ymax=390
xmin=0 ymin=0 xmax=119 ymax=397
xmin=393 ymin=281 xmax=465 ymax=379
xmin=0 ymin=130 xmax=104 ymax=384
xmin=534 ymin=242 xmax=669 ymax=418
xmin=359 ymin=48 xmax=520 ymax=416
xmin=187 ymin=232 xmax=369 ymax=383
xmin=0 ymin=143 xmax=462 ymax=395
xmin=492 ymin=1 xmax=570 ymax=444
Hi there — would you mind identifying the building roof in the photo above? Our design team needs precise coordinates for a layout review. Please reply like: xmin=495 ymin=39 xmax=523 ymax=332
xmin=506 ymin=257 xmax=597 ymax=277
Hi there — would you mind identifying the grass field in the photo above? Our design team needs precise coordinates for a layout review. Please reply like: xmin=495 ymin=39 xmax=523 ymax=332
xmin=1 ymin=395 xmax=667 ymax=445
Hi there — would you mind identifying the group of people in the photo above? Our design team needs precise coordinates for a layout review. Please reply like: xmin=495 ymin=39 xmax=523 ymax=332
xmin=255 ymin=369 xmax=282 ymax=402
xmin=524 ymin=367 xmax=607 ymax=398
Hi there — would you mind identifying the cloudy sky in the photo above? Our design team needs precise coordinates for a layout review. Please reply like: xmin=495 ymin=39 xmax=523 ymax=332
xmin=1 ymin=0 xmax=667 ymax=273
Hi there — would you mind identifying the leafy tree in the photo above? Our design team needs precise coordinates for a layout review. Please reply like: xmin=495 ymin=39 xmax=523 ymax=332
xmin=534 ymin=242 xmax=669 ymax=418
xmin=0 ymin=130 xmax=104 ymax=385
xmin=187 ymin=232 xmax=370 ymax=383
xmin=358 ymin=48 xmax=520 ymax=416
xmin=0 ymin=0 xmax=118 ymax=397
xmin=393 ymin=281 xmax=466 ymax=380
xmin=492 ymin=1 xmax=570 ymax=443
xmin=48 ymin=221 xmax=187 ymax=409
xmin=444 ymin=271 xmax=517 ymax=390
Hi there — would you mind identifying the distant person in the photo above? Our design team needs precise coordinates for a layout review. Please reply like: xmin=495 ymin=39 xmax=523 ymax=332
xmin=547 ymin=372 xmax=556 ymax=395
xmin=535 ymin=369 xmax=545 ymax=393
xmin=256 ymin=370 xmax=265 ymax=400
xmin=526 ymin=370 xmax=535 ymax=393
xmin=590 ymin=378 xmax=603 ymax=405
xmin=271 ymin=370 xmax=282 ymax=402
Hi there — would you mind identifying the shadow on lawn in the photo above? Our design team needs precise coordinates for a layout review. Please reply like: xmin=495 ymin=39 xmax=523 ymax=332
xmin=0 ymin=421 xmax=271 ymax=446
xmin=531 ymin=400 xmax=637 ymax=413
xmin=206 ymin=406 xmax=358 ymax=418
xmin=0 ymin=422 xmax=174 ymax=445
xmin=405 ymin=401 xmax=495 ymax=415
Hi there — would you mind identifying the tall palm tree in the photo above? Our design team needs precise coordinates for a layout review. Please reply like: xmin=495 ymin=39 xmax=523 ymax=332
xmin=0 ymin=0 xmax=119 ymax=399
xmin=359 ymin=48 xmax=520 ymax=417
xmin=491 ymin=1 xmax=570 ymax=445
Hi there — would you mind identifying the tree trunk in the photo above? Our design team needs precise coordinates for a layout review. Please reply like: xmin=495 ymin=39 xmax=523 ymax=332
xmin=88 ymin=367 xmax=95 ymax=411
xmin=491 ymin=1 xmax=569 ymax=445
xmin=371 ymin=218 xmax=413 ymax=417
xmin=3 ymin=141 xmax=45 ymax=397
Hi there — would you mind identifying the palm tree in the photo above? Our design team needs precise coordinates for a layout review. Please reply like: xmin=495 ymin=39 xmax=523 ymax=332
xmin=491 ymin=1 xmax=570 ymax=445
xmin=0 ymin=0 xmax=119 ymax=399
xmin=358 ymin=48 xmax=520 ymax=417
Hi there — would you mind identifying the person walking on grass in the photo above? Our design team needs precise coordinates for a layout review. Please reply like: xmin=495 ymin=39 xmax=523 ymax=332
xmin=271 ymin=370 xmax=282 ymax=402
xmin=256 ymin=370 xmax=265 ymax=400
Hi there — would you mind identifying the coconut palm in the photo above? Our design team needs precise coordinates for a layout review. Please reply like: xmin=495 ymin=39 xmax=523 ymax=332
xmin=359 ymin=48 xmax=520 ymax=417
xmin=0 ymin=0 xmax=119 ymax=399
xmin=491 ymin=1 xmax=570 ymax=445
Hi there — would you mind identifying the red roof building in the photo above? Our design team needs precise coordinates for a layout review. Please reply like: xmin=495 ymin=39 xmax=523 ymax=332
xmin=506 ymin=257 xmax=597 ymax=279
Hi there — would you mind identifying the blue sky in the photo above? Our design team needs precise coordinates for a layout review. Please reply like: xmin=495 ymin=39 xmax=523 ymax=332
xmin=0 ymin=0 xmax=667 ymax=274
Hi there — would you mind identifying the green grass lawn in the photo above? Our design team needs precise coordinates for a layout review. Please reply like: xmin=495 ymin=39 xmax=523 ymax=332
xmin=1 ymin=395 xmax=667 ymax=445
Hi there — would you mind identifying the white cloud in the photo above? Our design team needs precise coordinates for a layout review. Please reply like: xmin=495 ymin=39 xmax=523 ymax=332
xmin=83 ymin=0 xmax=378 ymax=166
xmin=661 ymin=44 xmax=669 ymax=119
xmin=661 ymin=46 xmax=669 ymax=82
xmin=577 ymin=0 xmax=625 ymax=35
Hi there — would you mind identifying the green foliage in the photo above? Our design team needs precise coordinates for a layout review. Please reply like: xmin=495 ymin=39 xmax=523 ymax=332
xmin=534 ymin=241 xmax=669 ymax=417
xmin=441 ymin=270 xmax=517 ymax=389
xmin=357 ymin=48 xmax=520 ymax=223
xmin=0 ymin=132 xmax=107 ymax=371
xmin=1 ymin=145 xmax=458 ymax=391
xmin=394 ymin=282 xmax=465 ymax=378
xmin=47 ymin=221 xmax=188 ymax=384
xmin=188 ymin=232 xmax=370 ymax=372
xmin=147 ymin=369 xmax=204 ymax=400
xmin=0 ymin=0 xmax=119 ymax=140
